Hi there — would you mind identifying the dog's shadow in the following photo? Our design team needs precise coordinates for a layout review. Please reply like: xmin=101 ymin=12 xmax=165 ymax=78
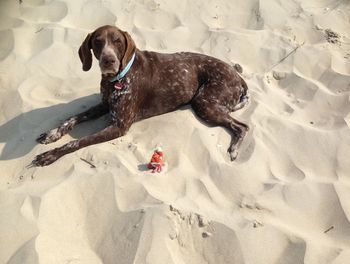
xmin=0 ymin=94 xmax=256 ymax=163
xmin=137 ymin=164 xmax=149 ymax=172
xmin=0 ymin=94 xmax=108 ymax=161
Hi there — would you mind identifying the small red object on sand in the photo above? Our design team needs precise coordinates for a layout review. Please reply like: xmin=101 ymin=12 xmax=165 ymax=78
xmin=147 ymin=147 xmax=164 ymax=173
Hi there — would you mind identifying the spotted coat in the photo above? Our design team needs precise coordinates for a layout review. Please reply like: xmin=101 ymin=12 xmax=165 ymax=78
xmin=33 ymin=26 xmax=249 ymax=166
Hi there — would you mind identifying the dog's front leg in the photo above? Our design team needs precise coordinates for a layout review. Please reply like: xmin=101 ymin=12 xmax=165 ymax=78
xmin=37 ymin=103 xmax=109 ymax=144
xmin=32 ymin=124 xmax=127 ymax=166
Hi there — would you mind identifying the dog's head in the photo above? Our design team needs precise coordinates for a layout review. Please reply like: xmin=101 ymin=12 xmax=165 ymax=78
xmin=78 ymin=25 xmax=136 ymax=76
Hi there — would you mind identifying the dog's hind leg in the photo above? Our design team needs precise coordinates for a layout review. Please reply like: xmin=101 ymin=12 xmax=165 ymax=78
xmin=37 ymin=103 xmax=109 ymax=144
xmin=191 ymin=96 xmax=249 ymax=161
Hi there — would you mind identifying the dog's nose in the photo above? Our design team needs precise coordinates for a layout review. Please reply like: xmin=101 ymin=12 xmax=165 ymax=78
xmin=102 ymin=56 xmax=116 ymax=67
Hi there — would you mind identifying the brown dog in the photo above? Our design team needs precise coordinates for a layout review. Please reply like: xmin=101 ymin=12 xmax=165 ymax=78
xmin=33 ymin=25 xmax=249 ymax=166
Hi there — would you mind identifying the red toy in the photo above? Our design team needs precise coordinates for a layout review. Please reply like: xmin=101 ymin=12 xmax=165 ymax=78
xmin=147 ymin=147 xmax=164 ymax=173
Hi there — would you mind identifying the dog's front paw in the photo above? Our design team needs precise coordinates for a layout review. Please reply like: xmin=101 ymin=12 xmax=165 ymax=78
xmin=37 ymin=129 xmax=62 ymax=144
xmin=228 ymin=146 xmax=238 ymax=161
xmin=31 ymin=149 xmax=61 ymax=167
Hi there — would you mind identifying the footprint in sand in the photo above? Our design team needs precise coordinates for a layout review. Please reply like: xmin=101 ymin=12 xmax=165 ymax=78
xmin=278 ymin=72 xmax=318 ymax=102
xmin=294 ymin=47 xmax=350 ymax=95
xmin=199 ymin=0 xmax=264 ymax=30
xmin=282 ymin=183 xmax=350 ymax=241
xmin=79 ymin=2 xmax=116 ymax=29
xmin=134 ymin=8 xmax=181 ymax=31
xmin=20 ymin=1 xmax=68 ymax=22
xmin=20 ymin=196 xmax=41 ymax=222
xmin=273 ymin=72 xmax=349 ymax=130
xmin=0 ymin=29 xmax=14 ymax=60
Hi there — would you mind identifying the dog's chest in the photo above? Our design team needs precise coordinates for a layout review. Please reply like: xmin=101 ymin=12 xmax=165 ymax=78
xmin=111 ymin=79 xmax=132 ymax=99
xmin=101 ymin=77 xmax=138 ymax=124
xmin=101 ymin=78 xmax=133 ymax=106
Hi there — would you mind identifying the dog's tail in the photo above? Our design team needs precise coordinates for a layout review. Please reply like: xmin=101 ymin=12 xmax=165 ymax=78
xmin=233 ymin=63 xmax=243 ymax=74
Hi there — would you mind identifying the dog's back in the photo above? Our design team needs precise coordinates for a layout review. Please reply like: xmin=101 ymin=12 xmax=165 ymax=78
xmin=113 ymin=50 xmax=248 ymax=121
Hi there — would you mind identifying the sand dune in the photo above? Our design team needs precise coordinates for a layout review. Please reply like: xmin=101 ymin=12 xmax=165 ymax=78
xmin=1 ymin=0 xmax=350 ymax=263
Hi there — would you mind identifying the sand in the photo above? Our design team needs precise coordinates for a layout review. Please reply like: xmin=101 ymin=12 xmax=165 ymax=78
xmin=1 ymin=0 xmax=350 ymax=263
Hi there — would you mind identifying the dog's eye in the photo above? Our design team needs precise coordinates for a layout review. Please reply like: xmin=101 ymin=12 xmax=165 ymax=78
xmin=113 ymin=38 xmax=121 ymax=45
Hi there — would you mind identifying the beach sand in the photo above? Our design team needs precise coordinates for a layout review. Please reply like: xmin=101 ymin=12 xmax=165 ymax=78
xmin=1 ymin=0 xmax=350 ymax=263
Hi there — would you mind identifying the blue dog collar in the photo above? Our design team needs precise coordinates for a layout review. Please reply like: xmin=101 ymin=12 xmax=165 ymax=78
xmin=110 ymin=53 xmax=136 ymax=82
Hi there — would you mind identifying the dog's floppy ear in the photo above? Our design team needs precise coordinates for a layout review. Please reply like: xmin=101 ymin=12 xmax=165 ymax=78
xmin=78 ymin=33 xmax=92 ymax=71
xmin=121 ymin=31 xmax=136 ymax=69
